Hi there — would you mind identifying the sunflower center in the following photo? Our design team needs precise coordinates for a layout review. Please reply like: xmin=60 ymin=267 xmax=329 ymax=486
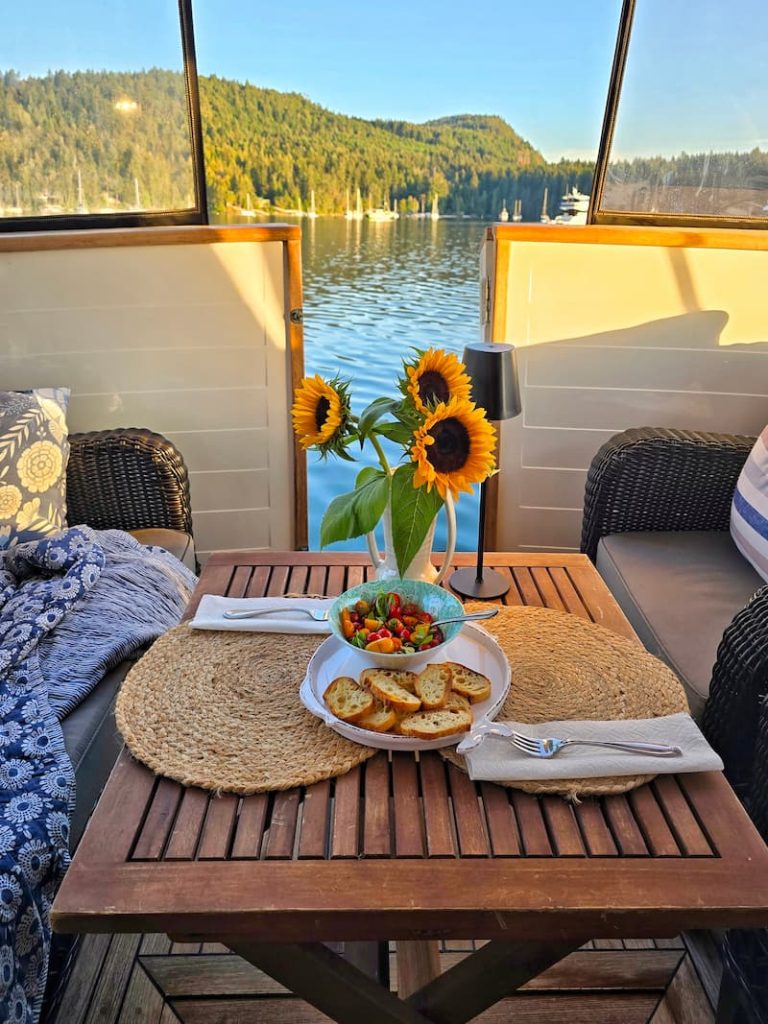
xmin=427 ymin=418 xmax=470 ymax=472
xmin=315 ymin=396 xmax=331 ymax=430
xmin=418 ymin=371 xmax=450 ymax=406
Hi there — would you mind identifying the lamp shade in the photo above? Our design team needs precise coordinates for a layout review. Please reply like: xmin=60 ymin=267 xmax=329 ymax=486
xmin=462 ymin=343 xmax=521 ymax=421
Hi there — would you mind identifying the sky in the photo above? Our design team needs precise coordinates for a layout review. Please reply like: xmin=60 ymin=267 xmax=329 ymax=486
xmin=2 ymin=0 xmax=767 ymax=162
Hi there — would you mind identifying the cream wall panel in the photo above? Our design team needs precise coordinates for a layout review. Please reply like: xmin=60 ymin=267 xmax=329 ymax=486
xmin=523 ymin=386 xmax=765 ymax=435
xmin=188 ymin=470 xmax=269 ymax=513
xmin=67 ymin=388 xmax=268 ymax=433
xmin=0 ymin=346 xmax=267 ymax=394
xmin=492 ymin=235 xmax=768 ymax=551
xmin=0 ymin=239 xmax=297 ymax=555
xmin=521 ymin=427 xmax=617 ymax=471
xmin=165 ymin=429 xmax=269 ymax=473
xmin=526 ymin=340 xmax=768 ymax=395
xmin=192 ymin=509 xmax=271 ymax=555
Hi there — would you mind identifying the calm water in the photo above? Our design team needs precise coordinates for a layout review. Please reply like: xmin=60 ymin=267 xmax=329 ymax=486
xmin=296 ymin=216 xmax=488 ymax=553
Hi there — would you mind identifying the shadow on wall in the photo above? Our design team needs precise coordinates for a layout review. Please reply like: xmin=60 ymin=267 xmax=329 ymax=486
xmin=521 ymin=310 xmax=768 ymax=439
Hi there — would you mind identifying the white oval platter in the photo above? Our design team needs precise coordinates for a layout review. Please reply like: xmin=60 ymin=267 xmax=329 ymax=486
xmin=299 ymin=622 xmax=511 ymax=751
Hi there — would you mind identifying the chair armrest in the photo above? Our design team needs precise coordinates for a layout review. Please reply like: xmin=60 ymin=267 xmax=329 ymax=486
xmin=580 ymin=427 xmax=755 ymax=561
xmin=66 ymin=428 xmax=193 ymax=536
xmin=702 ymin=585 xmax=768 ymax=798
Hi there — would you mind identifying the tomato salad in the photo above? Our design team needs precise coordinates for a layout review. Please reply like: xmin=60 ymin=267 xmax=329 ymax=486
xmin=339 ymin=591 xmax=445 ymax=654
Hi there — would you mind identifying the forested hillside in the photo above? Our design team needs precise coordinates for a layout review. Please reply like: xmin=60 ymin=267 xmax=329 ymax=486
xmin=0 ymin=68 xmax=593 ymax=219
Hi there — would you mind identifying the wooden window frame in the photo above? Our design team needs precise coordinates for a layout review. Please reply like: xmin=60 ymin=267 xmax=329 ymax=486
xmin=0 ymin=0 xmax=208 ymax=234
xmin=590 ymin=0 xmax=768 ymax=230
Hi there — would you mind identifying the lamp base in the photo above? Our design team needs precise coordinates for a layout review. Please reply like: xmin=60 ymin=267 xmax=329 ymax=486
xmin=450 ymin=567 xmax=510 ymax=600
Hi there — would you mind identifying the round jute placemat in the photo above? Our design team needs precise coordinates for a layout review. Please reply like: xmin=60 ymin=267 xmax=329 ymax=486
xmin=116 ymin=624 xmax=375 ymax=793
xmin=441 ymin=605 xmax=688 ymax=799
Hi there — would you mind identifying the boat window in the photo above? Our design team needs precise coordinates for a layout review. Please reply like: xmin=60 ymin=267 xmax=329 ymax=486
xmin=592 ymin=0 xmax=768 ymax=226
xmin=0 ymin=0 xmax=206 ymax=231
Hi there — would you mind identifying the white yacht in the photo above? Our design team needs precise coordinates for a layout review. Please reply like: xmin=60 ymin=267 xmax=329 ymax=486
xmin=553 ymin=186 xmax=590 ymax=224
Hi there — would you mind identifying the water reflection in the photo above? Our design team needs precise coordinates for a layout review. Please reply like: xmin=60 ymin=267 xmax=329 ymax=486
xmin=298 ymin=216 xmax=487 ymax=552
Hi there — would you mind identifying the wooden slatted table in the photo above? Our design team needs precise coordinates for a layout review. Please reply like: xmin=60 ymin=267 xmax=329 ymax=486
xmin=53 ymin=552 xmax=768 ymax=1024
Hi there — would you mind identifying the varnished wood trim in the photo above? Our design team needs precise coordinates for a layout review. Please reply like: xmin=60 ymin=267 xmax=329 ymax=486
xmin=488 ymin=223 xmax=768 ymax=251
xmin=203 ymin=550 xmax=593 ymax=568
xmin=284 ymin=238 xmax=308 ymax=550
xmin=0 ymin=223 xmax=300 ymax=253
xmin=490 ymin=240 xmax=510 ymax=343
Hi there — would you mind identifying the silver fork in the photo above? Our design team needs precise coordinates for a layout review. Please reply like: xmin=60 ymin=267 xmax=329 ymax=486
xmin=223 ymin=607 xmax=329 ymax=621
xmin=508 ymin=730 xmax=682 ymax=759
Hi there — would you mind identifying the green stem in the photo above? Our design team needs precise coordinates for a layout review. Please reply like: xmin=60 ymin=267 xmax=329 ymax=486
xmin=368 ymin=432 xmax=391 ymax=476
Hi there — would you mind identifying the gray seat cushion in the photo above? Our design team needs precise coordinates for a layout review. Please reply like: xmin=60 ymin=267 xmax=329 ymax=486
xmin=597 ymin=532 xmax=764 ymax=719
xmin=61 ymin=659 xmax=135 ymax=848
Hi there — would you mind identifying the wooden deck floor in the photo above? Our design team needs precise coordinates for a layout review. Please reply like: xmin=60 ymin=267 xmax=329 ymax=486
xmin=48 ymin=933 xmax=720 ymax=1024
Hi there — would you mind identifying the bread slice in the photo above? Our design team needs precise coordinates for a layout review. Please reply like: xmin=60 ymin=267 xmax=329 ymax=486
xmin=446 ymin=663 xmax=492 ymax=704
xmin=398 ymin=707 xmax=472 ymax=740
xmin=444 ymin=691 xmax=472 ymax=714
xmin=360 ymin=669 xmax=421 ymax=713
xmin=357 ymin=700 xmax=398 ymax=734
xmin=414 ymin=664 xmax=452 ymax=710
xmin=323 ymin=676 xmax=374 ymax=723
xmin=360 ymin=667 xmax=418 ymax=693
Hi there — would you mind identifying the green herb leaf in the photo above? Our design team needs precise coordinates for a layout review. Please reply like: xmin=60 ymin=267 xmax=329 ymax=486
xmin=320 ymin=469 xmax=390 ymax=547
xmin=357 ymin=397 xmax=401 ymax=444
xmin=390 ymin=463 xmax=444 ymax=575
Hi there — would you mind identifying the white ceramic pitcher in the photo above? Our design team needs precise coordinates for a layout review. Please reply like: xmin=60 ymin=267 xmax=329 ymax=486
xmin=366 ymin=489 xmax=456 ymax=584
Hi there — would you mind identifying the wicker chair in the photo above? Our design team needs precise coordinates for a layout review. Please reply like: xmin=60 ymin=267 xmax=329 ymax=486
xmin=582 ymin=427 xmax=768 ymax=1023
xmin=581 ymin=426 xmax=768 ymax=797
xmin=67 ymin=427 xmax=193 ymax=536
xmin=716 ymin=696 xmax=768 ymax=1024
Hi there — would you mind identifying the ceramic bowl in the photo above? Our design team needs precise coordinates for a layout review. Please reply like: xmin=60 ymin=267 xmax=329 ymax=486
xmin=329 ymin=578 xmax=465 ymax=669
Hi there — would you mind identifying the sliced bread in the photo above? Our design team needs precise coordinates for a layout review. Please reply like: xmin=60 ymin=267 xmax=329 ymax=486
xmin=398 ymin=707 xmax=472 ymax=740
xmin=414 ymin=663 xmax=452 ymax=710
xmin=357 ymin=701 xmax=398 ymax=734
xmin=446 ymin=663 xmax=492 ymax=704
xmin=323 ymin=676 xmax=374 ymax=723
xmin=361 ymin=669 xmax=421 ymax=713
xmin=360 ymin=667 xmax=418 ymax=693
xmin=444 ymin=691 xmax=472 ymax=714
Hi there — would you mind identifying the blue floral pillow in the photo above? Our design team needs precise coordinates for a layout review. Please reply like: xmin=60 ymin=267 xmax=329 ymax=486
xmin=0 ymin=389 xmax=70 ymax=548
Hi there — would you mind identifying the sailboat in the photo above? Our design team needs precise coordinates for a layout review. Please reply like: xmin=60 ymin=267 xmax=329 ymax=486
xmin=540 ymin=187 xmax=550 ymax=223
xmin=512 ymin=198 xmax=522 ymax=222
xmin=239 ymin=192 xmax=258 ymax=219
xmin=345 ymin=187 xmax=364 ymax=221
xmin=499 ymin=200 xmax=509 ymax=222
xmin=431 ymin=194 xmax=440 ymax=220
xmin=306 ymin=190 xmax=318 ymax=220
xmin=367 ymin=192 xmax=398 ymax=222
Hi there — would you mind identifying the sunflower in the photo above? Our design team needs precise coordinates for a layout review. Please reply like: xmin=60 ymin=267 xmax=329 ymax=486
xmin=411 ymin=397 xmax=496 ymax=501
xmin=404 ymin=349 xmax=472 ymax=415
xmin=291 ymin=374 xmax=350 ymax=455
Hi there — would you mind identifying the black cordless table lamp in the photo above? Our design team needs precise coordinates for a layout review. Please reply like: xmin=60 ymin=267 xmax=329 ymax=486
xmin=450 ymin=342 xmax=522 ymax=600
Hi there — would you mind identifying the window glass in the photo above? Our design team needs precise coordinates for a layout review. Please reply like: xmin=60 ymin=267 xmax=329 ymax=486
xmin=599 ymin=0 xmax=768 ymax=222
xmin=0 ymin=1 xmax=197 ymax=223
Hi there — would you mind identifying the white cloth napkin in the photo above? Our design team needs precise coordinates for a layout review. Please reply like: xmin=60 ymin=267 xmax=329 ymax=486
xmin=189 ymin=595 xmax=333 ymax=634
xmin=460 ymin=713 xmax=723 ymax=781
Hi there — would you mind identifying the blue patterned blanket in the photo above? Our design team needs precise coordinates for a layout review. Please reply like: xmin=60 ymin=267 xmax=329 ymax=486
xmin=0 ymin=528 xmax=196 ymax=1023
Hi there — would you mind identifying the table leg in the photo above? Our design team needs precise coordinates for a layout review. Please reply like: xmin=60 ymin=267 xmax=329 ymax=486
xmin=227 ymin=939 xmax=430 ymax=1024
xmin=407 ymin=938 xmax=583 ymax=1024
xmin=396 ymin=941 xmax=441 ymax=998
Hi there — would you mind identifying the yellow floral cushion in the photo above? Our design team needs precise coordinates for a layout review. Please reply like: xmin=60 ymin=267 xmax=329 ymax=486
xmin=0 ymin=389 xmax=69 ymax=548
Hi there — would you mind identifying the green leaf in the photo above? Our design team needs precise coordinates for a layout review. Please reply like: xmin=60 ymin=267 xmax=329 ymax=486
xmin=389 ymin=464 xmax=443 ymax=575
xmin=320 ymin=470 xmax=390 ymax=547
xmin=356 ymin=466 xmax=381 ymax=488
xmin=357 ymin=397 xmax=400 ymax=444
xmin=375 ymin=420 xmax=414 ymax=445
